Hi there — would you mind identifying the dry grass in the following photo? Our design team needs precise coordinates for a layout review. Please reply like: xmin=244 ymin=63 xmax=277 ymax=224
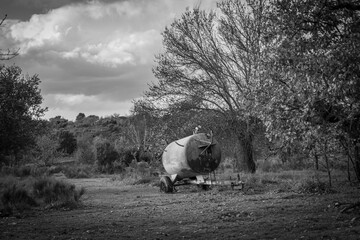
xmin=216 ymin=170 xmax=337 ymax=194
xmin=0 ymin=175 xmax=85 ymax=217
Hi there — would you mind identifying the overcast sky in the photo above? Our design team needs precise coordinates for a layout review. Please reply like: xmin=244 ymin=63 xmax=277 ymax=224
xmin=0 ymin=0 xmax=218 ymax=121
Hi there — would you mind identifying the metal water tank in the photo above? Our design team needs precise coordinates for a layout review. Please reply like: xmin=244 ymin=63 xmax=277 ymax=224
xmin=162 ymin=133 xmax=221 ymax=179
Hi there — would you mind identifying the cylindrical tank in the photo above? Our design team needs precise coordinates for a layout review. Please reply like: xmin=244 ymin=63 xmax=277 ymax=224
xmin=162 ymin=133 xmax=221 ymax=179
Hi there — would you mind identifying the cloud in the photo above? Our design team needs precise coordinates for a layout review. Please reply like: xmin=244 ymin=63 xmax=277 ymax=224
xmin=59 ymin=29 xmax=160 ymax=67
xmin=44 ymin=93 xmax=134 ymax=120
xmin=1 ymin=0 xmax=218 ymax=120
xmin=9 ymin=1 xmax=164 ymax=65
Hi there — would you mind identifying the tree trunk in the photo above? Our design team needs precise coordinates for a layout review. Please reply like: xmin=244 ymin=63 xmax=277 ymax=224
xmin=314 ymin=151 xmax=319 ymax=170
xmin=353 ymin=143 xmax=360 ymax=182
xmin=239 ymin=135 xmax=256 ymax=173
xmin=347 ymin=156 xmax=351 ymax=182
xmin=324 ymin=151 xmax=332 ymax=187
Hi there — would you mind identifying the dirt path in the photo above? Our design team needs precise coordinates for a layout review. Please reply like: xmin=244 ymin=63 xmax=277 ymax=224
xmin=1 ymin=178 xmax=360 ymax=239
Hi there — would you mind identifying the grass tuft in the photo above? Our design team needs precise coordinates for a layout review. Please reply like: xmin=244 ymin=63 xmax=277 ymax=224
xmin=0 ymin=176 xmax=85 ymax=216
xmin=293 ymin=178 xmax=332 ymax=194
xmin=1 ymin=184 xmax=38 ymax=215
xmin=33 ymin=177 xmax=85 ymax=208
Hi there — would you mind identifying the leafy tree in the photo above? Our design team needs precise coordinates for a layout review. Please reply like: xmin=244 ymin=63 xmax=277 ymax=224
xmin=57 ymin=130 xmax=77 ymax=155
xmin=94 ymin=137 xmax=119 ymax=173
xmin=35 ymin=134 xmax=59 ymax=165
xmin=145 ymin=0 xmax=269 ymax=172
xmin=75 ymin=113 xmax=85 ymax=122
xmin=75 ymin=136 xmax=96 ymax=164
xmin=0 ymin=65 xmax=47 ymax=165
xmin=257 ymin=0 xmax=360 ymax=180
xmin=49 ymin=116 xmax=68 ymax=129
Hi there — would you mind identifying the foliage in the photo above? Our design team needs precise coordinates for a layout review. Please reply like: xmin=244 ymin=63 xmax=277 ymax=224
xmin=94 ymin=137 xmax=119 ymax=173
xmin=256 ymin=0 xmax=360 ymax=181
xmin=75 ymin=113 xmax=85 ymax=122
xmin=61 ymin=165 xmax=93 ymax=179
xmin=35 ymin=134 xmax=59 ymax=165
xmin=57 ymin=130 xmax=77 ymax=155
xmin=75 ymin=136 xmax=96 ymax=164
xmin=294 ymin=178 xmax=331 ymax=194
xmin=141 ymin=0 xmax=273 ymax=173
xmin=116 ymin=145 xmax=138 ymax=166
xmin=4 ymin=0 xmax=359 ymax=179
xmin=1 ymin=184 xmax=37 ymax=215
xmin=32 ymin=177 xmax=85 ymax=206
xmin=0 ymin=65 xmax=47 ymax=165
xmin=0 ymin=175 xmax=84 ymax=216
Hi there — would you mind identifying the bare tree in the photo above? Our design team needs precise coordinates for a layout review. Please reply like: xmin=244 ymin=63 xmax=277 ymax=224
xmin=146 ymin=0 xmax=270 ymax=173
xmin=0 ymin=14 xmax=19 ymax=60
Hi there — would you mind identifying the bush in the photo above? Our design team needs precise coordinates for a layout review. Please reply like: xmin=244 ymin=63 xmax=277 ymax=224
xmin=1 ymin=165 xmax=48 ymax=178
xmin=57 ymin=131 xmax=77 ymax=155
xmin=293 ymin=178 xmax=331 ymax=194
xmin=35 ymin=134 xmax=59 ymax=165
xmin=117 ymin=146 xmax=138 ymax=166
xmin=76 ymin=137 xmax=96 ymax=164
xmin=137 ymin=161 xmax=150 ymax=176
xmin=94 ymin=137 xmax=119 ymax=173
xmin=132 ymin=177 xmax=157 ymax=185
xmin=258 ymin=160 xmax=283 ymax=173
xmin=15 ymin=165 xmax=32 ymax=177
xmin=0 ymin=176 xmax=85 ymax=216
xmin=1 ymin=184 xmax=37 ymax=215
xmin=61 ymin=165 xmax=93 ymax=179
xmin=32 ymin=177 xmax=85 ymax=208
xmin=0 ymin=165 xmax=15 ymax=176
xmin=30 ymin=165 xmax=49 ymax=177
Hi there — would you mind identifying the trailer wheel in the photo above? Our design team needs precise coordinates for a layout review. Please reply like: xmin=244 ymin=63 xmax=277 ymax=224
xmin=160 ymin=176 xmax=173 ymax=193
xmin=198 ymin=184 xmax=210 ymax=191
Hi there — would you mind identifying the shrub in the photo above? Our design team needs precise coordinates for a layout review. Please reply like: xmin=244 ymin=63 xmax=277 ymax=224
xmin=15 ymin=165 xmax=32 ymax=177
xmin=61 ymin=165 xmax=93 ymax=179
xmin=0 ymin=176 xmax=85 ymax=216
xmin=32 ymin=177 xmax=85 ymax=208
xmin=132 ymin=177 xmax=156 ymax=185
xmin=1 ymin=165 xmax=15 ymax=176
xmin=293 ymin=178 xmax=331 ymax=194
xmin=75 ymin=137 xmax=96 ymax=164
xmin=46 ymin=165 xmax=62 ymax=175
xmin=112 ymin=160 xmax=126 ymax=173
xmin=117 ymin=146 xmax=138 ymax=166
xmin=30 ymin=165 xmax=49 ymax=177
xmin=35 ymin=134 xmax=59 ymax=165
xmin=258 ymin=160 xmax=283 ymax=173
xmin=94 ymin=137 xmax=119 ymax=173
xmin=1 ymin=184 xmax=37 ymax=215
xmin=137 ymin=161 xmax=150 ymax=176
xmin=57 ymin=131 xmax=77 ymax=155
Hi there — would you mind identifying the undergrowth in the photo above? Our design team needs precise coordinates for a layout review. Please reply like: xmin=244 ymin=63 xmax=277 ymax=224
xmin=0 ymin=176 xmax=85 ymax=217
xmin=226 ymin=170 xmax=334 ymax=194
xmin=1 ymin=164 xmax=95 ymax=179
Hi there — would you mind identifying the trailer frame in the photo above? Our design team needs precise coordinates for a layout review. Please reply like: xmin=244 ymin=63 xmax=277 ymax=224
xmin=159 ymin=172 xmax=245 ymax=193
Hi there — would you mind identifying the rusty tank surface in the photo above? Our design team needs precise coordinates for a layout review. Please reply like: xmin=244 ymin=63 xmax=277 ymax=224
xmin=161 ymin=132 xmax=221 ymax=179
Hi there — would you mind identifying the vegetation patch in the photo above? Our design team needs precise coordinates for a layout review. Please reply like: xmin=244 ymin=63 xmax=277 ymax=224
xmin=293 ymin=178 xmax=333 ymax=194
xmin=0 ymin=176 xmax=85 ymax=217
xmin=60 ymin=165 xmax=93 ymax=179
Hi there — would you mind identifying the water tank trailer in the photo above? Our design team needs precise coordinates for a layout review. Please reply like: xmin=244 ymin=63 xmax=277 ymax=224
xmin=160 ymin=132 xmax=244 ymax=193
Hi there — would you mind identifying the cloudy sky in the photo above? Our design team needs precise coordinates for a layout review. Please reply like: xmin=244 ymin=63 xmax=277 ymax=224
xmin=1 ymin=0 xmax=218 ymax=121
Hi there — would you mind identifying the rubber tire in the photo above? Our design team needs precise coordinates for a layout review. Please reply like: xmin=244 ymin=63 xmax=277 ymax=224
xmin=160 ymin=176 xmax=174 ymax=193
xmin=198 ymin=184 xmax=210 ymax=191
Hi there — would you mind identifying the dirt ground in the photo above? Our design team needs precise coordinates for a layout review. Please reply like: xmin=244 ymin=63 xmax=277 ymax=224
xmin=1 ymin=177 xmax=360 ymax=240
